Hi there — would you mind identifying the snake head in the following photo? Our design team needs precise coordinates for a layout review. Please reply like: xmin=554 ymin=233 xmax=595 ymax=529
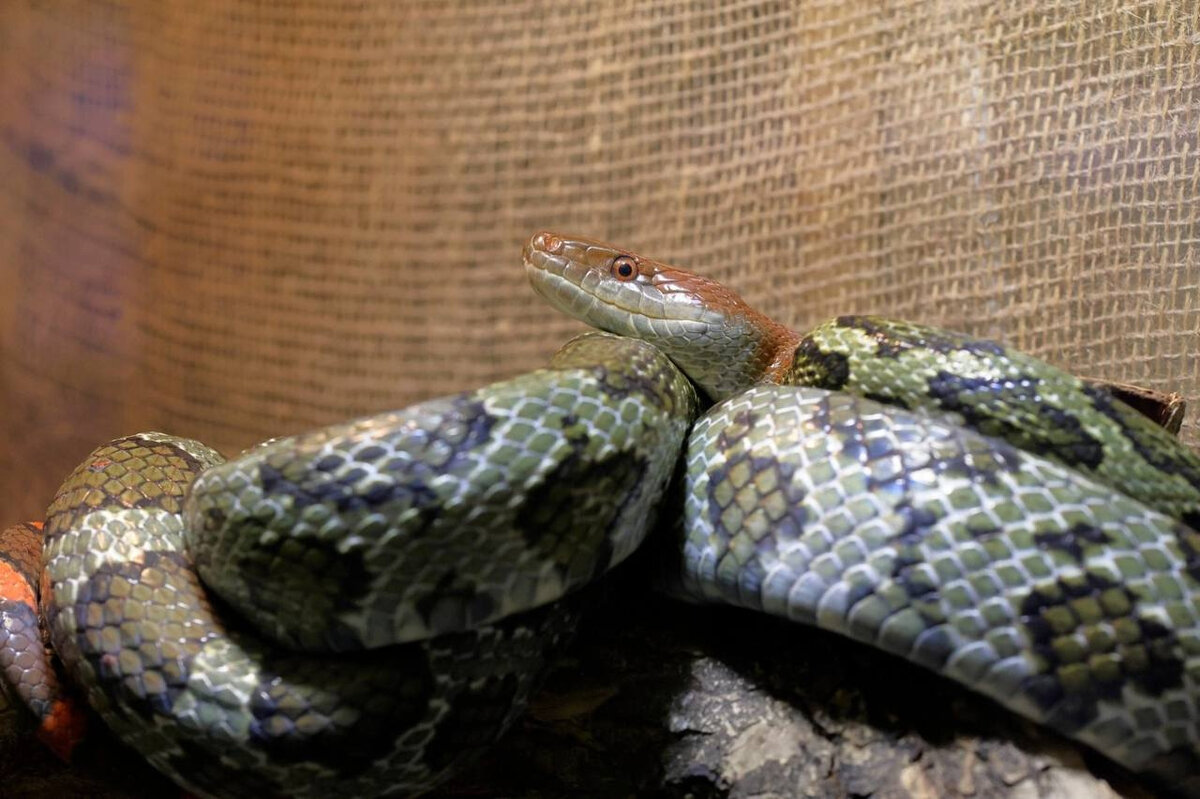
xmin=523 ymin=231 xmax=746 ymax=322
xmin=523 ymin=231 xmax=798 ymax=400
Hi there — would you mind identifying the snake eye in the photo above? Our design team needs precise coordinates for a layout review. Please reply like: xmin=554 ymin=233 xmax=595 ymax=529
xmin=612 ymin=255 xmax=638 ymax=281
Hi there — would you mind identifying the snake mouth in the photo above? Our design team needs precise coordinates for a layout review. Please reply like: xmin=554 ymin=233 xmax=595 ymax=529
xmin=522 ymin=236 xmax=613 ymax=325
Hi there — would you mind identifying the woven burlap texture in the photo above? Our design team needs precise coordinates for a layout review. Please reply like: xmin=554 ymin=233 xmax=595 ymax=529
xmin=1 ymin=1 xmax=1198 ymax=522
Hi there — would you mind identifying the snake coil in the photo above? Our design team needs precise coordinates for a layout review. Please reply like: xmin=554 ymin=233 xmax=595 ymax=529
xmin=3 ymin=332 xmax=696 ymax=798
xmin=524 ymin=231 xmax=1200 ymax=794
xmin=3 ymin=233 xmax=1200 ymax=798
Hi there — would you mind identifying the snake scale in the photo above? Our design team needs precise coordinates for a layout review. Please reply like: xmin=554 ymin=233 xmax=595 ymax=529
xmin=0 ymin=332 xmax=696 ymax=797
xmin=522 ymin=232 xmax=1200 ymax=794
xmin=0 ymin=231 xmax=1197 ymax=797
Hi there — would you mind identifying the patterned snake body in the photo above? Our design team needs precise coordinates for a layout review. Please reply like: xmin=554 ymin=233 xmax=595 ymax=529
xmin=524 ymin=232 xmax=1200 ymax=790
xmin=789 ymin=317 xmax=1200 ymax=527
xmin=20 ymin=332 xmax=696 ymax=798
xmin=5 ymin=232 xmax=1200 ymax=796
xmin=683 ymin=386 xmax=1198 ymax=781
xmin=183 ymin=332 xmax=695 ymax=653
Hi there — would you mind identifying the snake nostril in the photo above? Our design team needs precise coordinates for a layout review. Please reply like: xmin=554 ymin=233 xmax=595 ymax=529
xmin=534 ymin=232 xmax=563 ymax=254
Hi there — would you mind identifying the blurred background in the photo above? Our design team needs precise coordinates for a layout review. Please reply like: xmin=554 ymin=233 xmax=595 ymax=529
xmin=1 ymin=1 xmax=1198 ymax=522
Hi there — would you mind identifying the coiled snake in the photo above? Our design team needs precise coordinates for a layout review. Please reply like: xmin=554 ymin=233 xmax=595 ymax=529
xmin=2 ymin=232 xmax=1199 ymax=797
xmin=0 ymin=333 xmax=696 ymax=797
xmin=522 ymin=232 xmax=1200 ymax=794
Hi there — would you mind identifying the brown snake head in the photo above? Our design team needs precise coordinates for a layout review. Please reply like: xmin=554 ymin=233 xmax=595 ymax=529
xmin=523 ymin=231 xmax=798 ymax=400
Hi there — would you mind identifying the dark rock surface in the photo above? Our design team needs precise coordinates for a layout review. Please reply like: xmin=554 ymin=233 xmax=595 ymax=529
xmin=430 ymin=563 xmax=1157 ymax=799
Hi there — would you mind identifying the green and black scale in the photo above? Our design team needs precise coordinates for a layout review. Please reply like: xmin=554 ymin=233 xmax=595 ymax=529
xmin=522 ymin=232 xmax=1200 ymax=795
xmin=31 ymin=333 xmax=698 ymax=799
xmin=789 ymin=316 xmax=1200 ymax=530
xmin=673 ymin=315 xmax=1200 ymax=787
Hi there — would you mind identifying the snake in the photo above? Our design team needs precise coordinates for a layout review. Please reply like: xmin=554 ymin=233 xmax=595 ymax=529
xmin=2 ymin=232 xmax=1200 ymax=798
xmin=0 ymin=332 xmax=697 ymax=797
xmin=522 ymin=231 xmax=1200 ymax=794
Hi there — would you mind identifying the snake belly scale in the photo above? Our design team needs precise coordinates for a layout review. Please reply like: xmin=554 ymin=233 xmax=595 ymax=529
xmin=7 ymin=332 xmax=696 ymax=798
xmin=524 ymin=231 xmax=1200 ymax=793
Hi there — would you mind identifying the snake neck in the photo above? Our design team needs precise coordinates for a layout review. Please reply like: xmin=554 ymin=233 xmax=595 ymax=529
xmin=523 ymin=231 xmax=801 ymax=402
xmin=665 ymin=311 xmax=799 ymax=401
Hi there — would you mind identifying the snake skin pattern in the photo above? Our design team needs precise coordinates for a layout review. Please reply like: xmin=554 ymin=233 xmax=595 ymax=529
xmin=4 ymin=231 xmax=1198 ymax=796
xmin=524 ymin=231 xmax=1200 ymax=793
xmin=790 ymin=316 xmax=1200 ymax=528
xmin=0 ymin=521 xmax=87 ymax=759
xmin=184 ymin=332 xmax=695 ymax=652
xmin=9 ymin=332 xmax=696 ymax=798
xmin=680 ymin=386 xmax=1200 ymax=788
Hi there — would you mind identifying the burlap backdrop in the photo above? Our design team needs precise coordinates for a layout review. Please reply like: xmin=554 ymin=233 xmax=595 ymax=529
xmin=1 ymin=1 xmax=1197 ymax=523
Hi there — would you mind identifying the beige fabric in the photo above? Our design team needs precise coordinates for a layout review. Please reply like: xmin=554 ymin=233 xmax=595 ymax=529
xmin=1 ymin=0 xmax=1198 ymax=522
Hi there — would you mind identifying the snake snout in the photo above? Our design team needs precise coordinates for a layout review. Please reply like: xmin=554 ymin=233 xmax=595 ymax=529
xmin=522 ymin=232 xmax=573 ymax=283
xmin=529 ymin=231 xmax=564 ymax=255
